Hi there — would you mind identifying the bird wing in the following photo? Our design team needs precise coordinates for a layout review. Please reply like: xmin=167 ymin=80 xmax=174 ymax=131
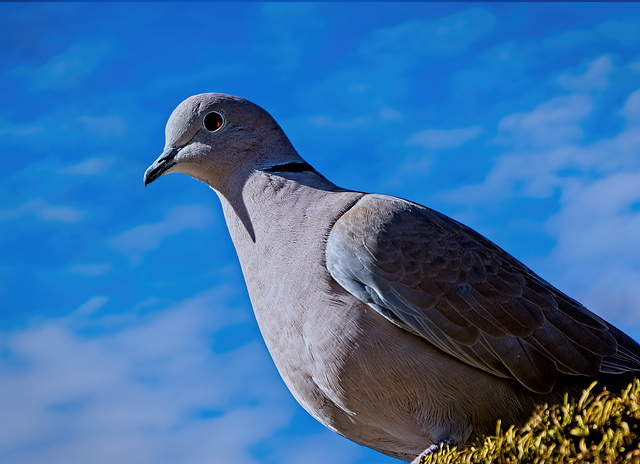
xmin=326 ymin=194 xmax=624 ymax=394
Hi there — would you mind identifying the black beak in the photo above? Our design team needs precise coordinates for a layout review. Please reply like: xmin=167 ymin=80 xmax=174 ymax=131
xmin=144 ymin=146 xmax=182 ymax=186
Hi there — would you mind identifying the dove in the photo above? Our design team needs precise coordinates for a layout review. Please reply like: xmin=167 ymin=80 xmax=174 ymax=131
xmin=144 ymin=93 xmax=640 ymax=462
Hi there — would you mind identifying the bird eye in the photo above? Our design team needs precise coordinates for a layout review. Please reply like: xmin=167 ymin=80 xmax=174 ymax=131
xmin=203 ymin=111 xmax=224 ymax=132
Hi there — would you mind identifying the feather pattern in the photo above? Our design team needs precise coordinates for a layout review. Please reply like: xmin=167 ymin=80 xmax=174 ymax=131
xmin=327 ymin=194 xmax=636 ymax=394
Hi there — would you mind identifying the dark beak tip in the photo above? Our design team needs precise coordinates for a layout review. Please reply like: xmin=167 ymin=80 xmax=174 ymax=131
xmin=144 ymin=146 xmax=181 ymax=189
xmin=143 ymin=167 xmax=154 ymax=187
xmin=144 ymin=173 xmax=159 ymax=187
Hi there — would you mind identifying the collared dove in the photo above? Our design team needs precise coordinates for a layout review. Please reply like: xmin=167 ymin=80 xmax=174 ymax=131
xmin=144 ymin=93 xmax=640 ymax=462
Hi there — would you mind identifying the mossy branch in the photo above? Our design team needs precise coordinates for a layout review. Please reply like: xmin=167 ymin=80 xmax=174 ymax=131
xmin=421 ymin=378 xmax=640 ymax=464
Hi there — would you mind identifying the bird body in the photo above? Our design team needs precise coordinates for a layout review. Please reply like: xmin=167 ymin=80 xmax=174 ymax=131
xmin=144 ymin=93 xmax=640 ymax=461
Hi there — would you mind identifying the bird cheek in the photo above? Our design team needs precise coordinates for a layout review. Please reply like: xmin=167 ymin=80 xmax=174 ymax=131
xmin=174 ymin=143 xmax=206 ymax=164
xmin=172 ymin=143 xmax=220 ymax=177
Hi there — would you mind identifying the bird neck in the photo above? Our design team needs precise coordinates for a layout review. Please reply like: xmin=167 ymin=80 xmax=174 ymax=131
xmin=215 ymin=167 xmax=346 ymax=245
xmin=214 ymin=168 xmax=364 ymax=349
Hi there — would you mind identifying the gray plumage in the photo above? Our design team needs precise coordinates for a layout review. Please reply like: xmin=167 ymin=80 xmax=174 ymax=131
xmin=144 ymin=93 xmax=640 ymax=462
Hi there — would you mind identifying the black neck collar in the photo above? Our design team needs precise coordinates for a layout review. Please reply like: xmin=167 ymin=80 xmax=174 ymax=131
xmin=263 ymin=161 xmax=316 ymax=174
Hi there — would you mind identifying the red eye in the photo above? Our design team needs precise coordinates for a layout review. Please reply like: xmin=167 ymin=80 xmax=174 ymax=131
xmin=203 ymin=111 xmax=224 ymax=132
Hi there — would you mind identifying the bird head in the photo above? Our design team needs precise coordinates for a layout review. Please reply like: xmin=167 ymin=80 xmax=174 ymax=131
xmin=144 ymin=93 xmax=301 ymax=190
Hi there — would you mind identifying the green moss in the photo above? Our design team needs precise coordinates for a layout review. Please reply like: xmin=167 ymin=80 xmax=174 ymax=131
xmin=420 ymin=379 xmax=640 ymax=464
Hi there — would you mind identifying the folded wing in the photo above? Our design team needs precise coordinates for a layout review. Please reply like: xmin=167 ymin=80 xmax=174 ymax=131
xmin=326 ymin=194 xmax=639 ymax=393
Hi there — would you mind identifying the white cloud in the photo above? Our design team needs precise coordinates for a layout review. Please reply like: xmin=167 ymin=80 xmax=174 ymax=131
xmin=441 ymin=142 xmax=595 ymax=204
xmin=0 ymin=114 xmax=44 ymax=138
xmin=109 ymin=204 xmax=214 ymax=264
xmin=60 ymin=157 xmax=117 ymax=176
xmin=360 ymin=8 xmax=496 ymax=59
xmin=275 ymin=433 xmax=365 ymax=464
xmin=76 ymin=115 xmax=128 ymax=138
xmin=379 ymin=107 xmax=403 ymax=122
xmin=439 ymin=78 xmax=640 ymax=326
xmin=582 ymin=266 xmax=640 ymax=326
xmin=407 ymin=126 xmax=483 ymax=150
xmin=67 ymin=263 xmax=113 ymax=277
xmin=597 ymin=19 xmax=640 ymax=46
xmin=538 ymin=28 xmax=596 ymax=52
xmin=556 ymin=55 xmax=614 ymax=93
xmin=548 ymin=171 xmax=640 ymax=262
xmin=295 ymin=8 xmax=497 ymax=127
xmin=308 ymin=114 xmax=370 ymax=130
xmin=0 ymin=289 xmax=295 ymax=464
xmin=621 ymin=88 xmax=640 ymax=123
xmin=495 ymin=94 xmax=592 ymax=149
xmin=7 ymin=40 xmax=114 ymax=91
xmin=71 ymin=295 xmax=110 ymax=317
xmin=544 ymin=170 xmax=640 ymax=323
xmin=0 ymin=199 xmax=87 ymax=224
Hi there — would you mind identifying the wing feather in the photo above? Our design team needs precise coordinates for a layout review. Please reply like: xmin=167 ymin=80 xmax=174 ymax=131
xmin=326 ymin=194 xmax=640 ymax=393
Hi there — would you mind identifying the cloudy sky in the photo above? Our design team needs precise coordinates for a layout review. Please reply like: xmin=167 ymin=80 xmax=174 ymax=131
xmin=2 ymin=3 xmax=640 ymax=464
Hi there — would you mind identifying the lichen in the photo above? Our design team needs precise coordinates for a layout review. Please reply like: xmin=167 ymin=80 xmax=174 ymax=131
xmin=420 ymin=379 xmax=640 ymax=464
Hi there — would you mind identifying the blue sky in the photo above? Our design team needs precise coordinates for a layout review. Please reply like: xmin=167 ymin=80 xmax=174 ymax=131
xmin=2 ymin=2 xmax=640 ymax=463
